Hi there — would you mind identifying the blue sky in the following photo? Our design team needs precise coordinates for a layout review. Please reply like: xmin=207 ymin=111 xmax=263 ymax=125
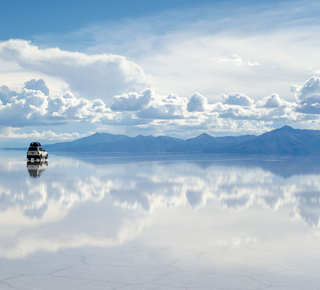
xmin=0 ymin=0 xmax=275 ymax=35
xmin=0 ymin=0 xmax=236 ymax=40
xmin=1 ymin=0 xmax=320 ymax=146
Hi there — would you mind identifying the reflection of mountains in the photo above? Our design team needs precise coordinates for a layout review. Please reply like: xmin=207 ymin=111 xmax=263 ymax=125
xmin=190 ymin=156 xmax=320 ymax=179
xmin=58 ymin=153 xmax=320 ymax=179
xmin=2 ymin=159 xmax=320 ymax=229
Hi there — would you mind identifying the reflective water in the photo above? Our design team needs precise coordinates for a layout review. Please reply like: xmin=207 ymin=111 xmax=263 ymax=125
xmin=0 ymin=151 xmax=320 ymax=289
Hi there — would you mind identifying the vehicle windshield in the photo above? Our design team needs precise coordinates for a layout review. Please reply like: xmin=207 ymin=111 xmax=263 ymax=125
xmin=28 ymin=147 xmax=38 ymax=151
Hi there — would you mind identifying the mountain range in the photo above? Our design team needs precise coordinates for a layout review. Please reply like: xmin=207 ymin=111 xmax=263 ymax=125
xmin=42 ymin=126 xmax=320 ymax=155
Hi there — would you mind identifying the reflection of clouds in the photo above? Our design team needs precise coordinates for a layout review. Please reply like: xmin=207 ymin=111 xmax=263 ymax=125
xmin=2 ymin=156 xmax=320 ymax=258
xmin=0 ymin=213 xmax=147 ymax=259
xmin=216 ymin=237 xmax=258 ymax=249
xmin=2 ymin=160 xmax=320 ymax=227
xmin=293 ymin=191 xmax=320 ymax=228
xmin=110 ymin=164 xmax=320 ymax=229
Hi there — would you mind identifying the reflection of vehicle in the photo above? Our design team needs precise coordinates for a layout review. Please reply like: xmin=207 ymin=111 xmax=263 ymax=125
xmin=27 ymin=160 xmax=48 ymax=178
xmin=27 ymin=142 xmax=48 ymax=161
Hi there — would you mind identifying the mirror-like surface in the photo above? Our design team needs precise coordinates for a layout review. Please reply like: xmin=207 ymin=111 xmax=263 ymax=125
xmin=0 ymin=151 xmax=320 ymax=289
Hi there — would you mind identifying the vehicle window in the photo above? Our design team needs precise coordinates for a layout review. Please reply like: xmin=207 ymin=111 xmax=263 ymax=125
xmin=28 ymin=147 xmax=38 ymax=151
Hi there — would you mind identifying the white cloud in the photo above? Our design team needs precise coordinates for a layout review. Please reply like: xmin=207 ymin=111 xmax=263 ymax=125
xmin=291 ymin=77 xmax=320 ymax=102
xmin=292 ymin=77 xmax=320 ymax=114
xmin=0 ymin=127 xmax=92 ymax=141
xmin=222 ymin=93 xmax=254 ymax=106
xmin=111 ymin=88 xmax=153 ymax=111
xmin=255 ymin=93 xmax=289 ymax=108
xmin=137 ymin=94 xmax=188 ymax=119
xmin=0 ymin=80 xmax=115 ymax=127
xmin=214 ymin=98 xmax=299 ymax=123
xmin=0 ymin=39 xmax=153 ymax=103
xmin=0 ymin=88 xmax=49 ymax=127
xmin=0 ymin=85 xmax=16 ymax=105
xmin=187 ymin=92 xmax=208 ymax=112
xmin=48 ymin=92 xmax=110 ymax=121
xmin=210 ymin=54 xmax=260 ymax=67
xmin=24 ymin=79 xmax=49 ymax=95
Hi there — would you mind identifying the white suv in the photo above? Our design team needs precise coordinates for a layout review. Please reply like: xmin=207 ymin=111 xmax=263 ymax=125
xmin=27 ymin=142 xmax=48 ymax=160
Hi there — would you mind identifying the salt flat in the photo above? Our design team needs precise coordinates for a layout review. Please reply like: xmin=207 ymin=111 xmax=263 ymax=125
xmin=0 ymin=151 xmax=319 ymax=289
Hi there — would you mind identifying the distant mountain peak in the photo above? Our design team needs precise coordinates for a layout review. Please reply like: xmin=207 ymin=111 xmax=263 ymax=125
xmin=280 ymin=125 xmax=294 ymax=130
xmin=44 ymin=125 xmax=320 ymax=156
xmin=199 ymin=133 xmax=212 ymax=137
xmin=135 ymin=135 xmax=153 ymax=139
xmin=277 ymin=125 xmax=295 ymax=132
xmin=193 ymin=133 xmax=213 ymax=140
xmin=185 ymin=133 xmax=214 ymax=145
xmin=261 ymin=125 xmax=296 ymax=138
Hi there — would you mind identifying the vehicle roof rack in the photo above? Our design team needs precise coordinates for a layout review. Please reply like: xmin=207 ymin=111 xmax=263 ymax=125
xmin=30 ymin=142 xmax=42 ymax=147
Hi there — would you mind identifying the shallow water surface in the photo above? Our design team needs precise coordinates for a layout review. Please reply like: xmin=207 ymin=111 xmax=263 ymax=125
xmin=0 ymin=151 xmax=320 ymax=289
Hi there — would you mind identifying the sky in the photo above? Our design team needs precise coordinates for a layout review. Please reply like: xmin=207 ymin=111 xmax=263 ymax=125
xmin=1 ymin=0 xmax=320 ymax=146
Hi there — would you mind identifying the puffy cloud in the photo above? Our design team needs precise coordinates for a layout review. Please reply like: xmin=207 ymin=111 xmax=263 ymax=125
xmin=100 ymin=111 xmax=151 ymax=126
xmin=0 ymin=88 xmax=49 ymax=127
xmin=0 ymin=39 xmax=153 ymax=103
xmin=255 ymin=93 xmax=288 ymax=108
xmin=2 ymin=76 xmax=320 ymax=140
xmin=0 ymin=85 xmax=16 ymax=105
xmin=222 ymin=93 xmax=254 ymax=106
xmin=48 ymin=92 xmax=109 ymax=121
xmin=216 ymin=101 xmax=299 ymax=123
xmin=291 ymin=77 xmax=320 ymax=102
xmin=0 ymin=79 xmax=113 ymax=127
xmin=217 ymin=106 xmax=256 ymax=120
xmin=209 ymin=92 xmax=302 ymax=124
xmin=187 ymin=92 xmax=208 ymax=112
xmin=292 ymin=77 xmax=320 ymax=114
xmin=111 ymin=88 xmax=153 ymax=111
xmin=24 ymin=79 xmax=49 ymax=95
xmin=137 ymin=94 xmax=188 ymax=119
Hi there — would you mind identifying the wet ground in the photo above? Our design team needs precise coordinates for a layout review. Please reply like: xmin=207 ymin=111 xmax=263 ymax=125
xmin=0 ymin=151 xmax=319 ymax=289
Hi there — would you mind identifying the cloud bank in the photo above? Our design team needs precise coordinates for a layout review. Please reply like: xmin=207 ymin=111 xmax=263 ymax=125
xmin=1 ymin=76 xmax=320 ymax=140
xmin=0 ymin=39 xmax=153 ymax=103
